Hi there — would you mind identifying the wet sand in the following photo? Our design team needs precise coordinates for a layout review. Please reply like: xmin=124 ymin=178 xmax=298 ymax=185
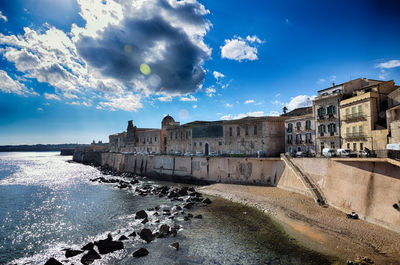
xmin=198 ymin=184 xmax=400 ymax=265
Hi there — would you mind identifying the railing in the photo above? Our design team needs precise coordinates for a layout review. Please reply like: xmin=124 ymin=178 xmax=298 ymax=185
xmin=345 ymin=132 xmax=364 ymax=138
xmin=317 ymin=116 xmax=325 ymax=121
xmin=344 ymin=112 xmax=365 ymax=122
xmin=305 ymin=140 xmax=313 ymax=144
xmin=287 ymin=140 xmax=293 ymax=144
xmin=295 ymin=140 xmax=303 ymax=144
xmin=326 ymin=113 xmax=336 ymax=119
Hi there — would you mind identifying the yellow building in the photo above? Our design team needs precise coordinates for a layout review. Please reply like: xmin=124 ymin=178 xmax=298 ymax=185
xmin=340 ymin=80 xmax=396 ymax=152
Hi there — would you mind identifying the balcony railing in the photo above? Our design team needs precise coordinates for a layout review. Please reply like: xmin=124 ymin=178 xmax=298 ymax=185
xmin=287 ymin=140 xmax=293 ymax=144
xmin=305 ymin=139 xmax=313 ymax=144
xmin=344 ymin=112 xmax=365 ymax=122
xmin=345 ymin=132 xmax=365 ymax=138
xmin=326 ymin=113 xmax=336 ymax=120
xmin=317 ymin=115 xmax=325 ymax=121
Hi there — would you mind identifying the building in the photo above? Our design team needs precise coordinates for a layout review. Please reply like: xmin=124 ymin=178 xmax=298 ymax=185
xmin=313 ymin=78 xmax=383 ymax=154
xmin=284 ymin=107 xmax=315 ymax=155
xmin=109 ymin=132 xmax=127 ymax=152
xmin=340 ymin=80 xmax=397 ymax=152
xmin=386 ymin=86 xmax=400 ymax=144
xmin=165 ymin=116 xmax=286 ymax=157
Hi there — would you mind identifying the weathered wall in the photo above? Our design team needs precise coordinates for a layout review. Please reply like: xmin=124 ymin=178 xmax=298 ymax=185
xmin=73 ymin=151 xmax=400 ymax=233
xmin=291 ymin=158 xmax=400 ymax=232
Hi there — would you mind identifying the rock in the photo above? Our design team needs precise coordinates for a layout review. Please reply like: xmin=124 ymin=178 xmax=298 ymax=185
xmin=128 ymin=231 xmax=137 ymax=237
xmin=135 ymin=210 xmax=148 ymax=219
xmin=194 ymin=214 xmax=203 ymax=219
xmin=188 ymin=187 xmax=195 ymax=192
xmin=81 ymin=242 xmax=94 ymax=251
xmin=132 ymin=248 xmax=149 ymax=258
xmin=177 ymin=188 xmax=188 ymax=196
xmin=171 ymin=228 xmax=177 ymax=237
xmin=44 ymin=258 xmax=62 ymax=265
xmin=130 ymin=179 xmax=139 ymax=184
xmin=183 ymin=202 xmax=194 ymax=209
xmin=65 ymin=249 xmax=84 ymax=258
xmin=118 ymin=235 xmax=128 ymax=241
xmin=141 ymin=217 xmax=149 ymax=224
xmin=202 ymin=198 xmax=212 ymax=204
xmin=80 ymin=249 xmax=101 ymax=265
xmin=155 ymin=205 xmax=161 ymax=210
xmin=187 ymin=213 xmax=193 ymax=218
xmin=159 ymin=224 xmax=170 ymax=237
xmin=96 ymin=238 xmax=124 ymax=254
xmin=139 ymin=228 xmax=154 ymax=243
xmin=170 ymin=242 xmax=179 ymax=251
xmin=175 ymin=205 xmax=182 ymax=211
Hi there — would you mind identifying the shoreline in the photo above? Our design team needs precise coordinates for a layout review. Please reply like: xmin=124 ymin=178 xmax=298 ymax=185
xmin=197 ymin=184 xmax=400 ymax=265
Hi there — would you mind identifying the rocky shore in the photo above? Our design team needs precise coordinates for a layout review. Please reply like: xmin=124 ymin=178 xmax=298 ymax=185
xmin=198 ymin=184 xmax=400 ymax=265
xmin=43 ymin=166 xmax=213 ymax=265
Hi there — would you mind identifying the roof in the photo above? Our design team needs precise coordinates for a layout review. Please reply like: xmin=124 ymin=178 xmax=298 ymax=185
xmin=281 ymin=106 xmax=312 ymax=117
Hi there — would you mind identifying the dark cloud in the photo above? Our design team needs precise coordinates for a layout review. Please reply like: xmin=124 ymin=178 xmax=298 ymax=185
xmin=76 ymin=2 xmax=210 ymax=94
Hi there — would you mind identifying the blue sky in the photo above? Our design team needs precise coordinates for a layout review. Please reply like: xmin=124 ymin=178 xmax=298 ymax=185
xmin=0 ymin=0 xmax=400 ymax=145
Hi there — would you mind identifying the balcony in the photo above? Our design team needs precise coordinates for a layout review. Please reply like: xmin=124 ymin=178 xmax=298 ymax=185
xmin=343 ymin=112 xmax=366 ymax=122
xmin=319 ymin=133 xmax=338 ymax=139
xmin=326 ymin=113 xmax=336 ymax=120
xmin=286 ymin=128 xmax=293 ymax=133
xmin=295 ymin=127 xmax=302 ymax=132
xmin=345 ymin=132 xmax=365 ymax=139
xmin=287 ymin=140 xmax=293 ymax=144
xmin=317 ymin=115 xmax=325 ymax=121
xmin=295 ymin=140 xmax=303 ymax=144
xmin=305 ymin=139 xmax=313 ymax=144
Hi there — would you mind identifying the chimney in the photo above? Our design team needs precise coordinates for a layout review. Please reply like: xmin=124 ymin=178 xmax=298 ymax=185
xmin=332 ymin=82 xmax=335 ymax=87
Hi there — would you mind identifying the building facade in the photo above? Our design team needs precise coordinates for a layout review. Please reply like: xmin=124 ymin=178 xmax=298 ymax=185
xmin=165 ymin=116 xmax=286 ymax=157
xmin=386 ymin=87 xmax=400 ymax=144
xmin=284 ymin=107 xmax=315 ymax=155
xmin=340 ymin=80 xmax=397 ymax=152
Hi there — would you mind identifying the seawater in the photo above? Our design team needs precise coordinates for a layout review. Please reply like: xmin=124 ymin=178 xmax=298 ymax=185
xmin=0 ymin=152 xmax=337 ymax=264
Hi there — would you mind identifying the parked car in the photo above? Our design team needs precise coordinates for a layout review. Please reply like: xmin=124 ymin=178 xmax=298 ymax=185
xmin=295 ymin=151 xmax=306 ymax=157
xmin=195 ymin=151 xmax=204 ymax=157
xmin=322 ymin=148 xmax=336 ymax=157
xmin=337 ymin=149 xmax=355 ymax=157
xmin=174 ymin=151 xmax=182 ymax=156
xmin=209 ymin=151 xmax=218 ymax=157
xmin=184 ymin=152 xmax=194 ymax=156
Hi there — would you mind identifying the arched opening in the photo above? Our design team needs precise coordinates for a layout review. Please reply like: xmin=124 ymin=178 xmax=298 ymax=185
xmin=204 ymin=143 xmax=209 ymax=156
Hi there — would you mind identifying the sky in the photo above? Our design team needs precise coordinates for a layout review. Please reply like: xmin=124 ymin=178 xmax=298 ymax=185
xmin=0 ymin=0 xmax=400 ymax=145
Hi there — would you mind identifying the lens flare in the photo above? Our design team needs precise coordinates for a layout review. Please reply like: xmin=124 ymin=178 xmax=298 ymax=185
xmin=140 ymin=64 xmax=151 ymax=75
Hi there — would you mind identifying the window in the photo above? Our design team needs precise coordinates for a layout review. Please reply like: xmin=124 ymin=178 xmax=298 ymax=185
xmin=254 ymin=125 xmax=257 ymax=135
xmin=346 ymin=127 xmax=350 ymax=136
xmin=237 ymin=127 xmax=240 ymax=136
xmin=175 ymin=132 xmax=178 ymax=139
xmin=346 ymin=108 xmax=349 ymax=118
xmin=229 ymin=127 xmax=232 ymax=137
xmin=327 ymin=105 xmax=336 ymax=115
xmin=155 ymin=137 xmax=157 ymax=142
xmin=351 ymin=106 xmax=356 ymax=117
xmin=318 ymin=124 xmax=326 ymax=136
xmin=245 ymin=125 xmax=249 ymax=136
xmin=353 ymin=143 xmax=357 ymax=151
xmin=200 ymin=142 xmax=202 ymax=146
xmin=347 ymin=143 xmax=350 ymax=149
xmin=296 ymin=122 xmax=301 ymax=130
xmin=305 ymin=120 xmax=311 ymax=130
xmin=219 ymin=141 xmax=222 ymax=146
xmin=359 ymin=125 xmax=363 ymax=136
xmin=358 ymin=105 xmax=362 ymax=115
xmin=360 ymin=143 xmax=364 ymax=150
xmin=170 ymin=132 xmax=173 ymax=140
xmin=352 ymin=126 xmax=356 ymax=135
xmin=194 ymin=142 xmax=196 ymax=147
xmin=331 ymin=142 xmax=335 ymax=148
xmin=287 ymin=123 xmax=293 ymax=133
xmin=287 ymin=135 xmax=293 ymax=144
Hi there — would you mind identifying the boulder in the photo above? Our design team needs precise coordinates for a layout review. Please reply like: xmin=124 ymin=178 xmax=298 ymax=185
xmin=194 ymin=214 xmax=203 ymax=219
xmin=183 ymin=202 xmax=194 ymax=209
xmin=118 ymin=235 xmax=128 ymax=241
xmin=139 ymin=228 xmax=154 ymax=243
xmin=132 ymin=248 xmax=149 ymax=258
xmin=80 ymin=249 xmax=101 ymax=265
xmin=202 ymin=198 xmax=212 ymax=204
xmin=170 ymin=242 xmax=179 ymax=251
xmin=128 ymin=231 xmax=137 ymax=237
xmin=96 ymin=238 xmax=124 ymax=254
xmin=141 ymin=217 xmax=149 ymax=224
xmin=65 ymin=249 xmax=84 ymax=258
xmin=159 ymin=224 xmax=170 ymax=237
xmin=44 ymin=258 xmax=62 ymax=265
xmin=171 ymin=228 xmax=177 ymax=237
xmin=81 ymin=242 xmax=94 ymax=251
xmin=135 ymin=210 xmax=148 ymax=219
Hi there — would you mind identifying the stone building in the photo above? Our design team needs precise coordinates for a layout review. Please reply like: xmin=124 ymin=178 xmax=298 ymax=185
xmin=165 ymin=116 xmax=286 ymax=157
xmin=109 ymin=132 xmax=127 ymax=153
xmin=136 ymin=129 xmax=161 ymax=153
xmin=340 ymin=80 xmax=397 ymax=152
xmin=284 ymin=107 xmax=315 ymax=155
xmin=313 ymin=78 xmax=384 ymax=154
xmin=386 ymin=86 xmax=400 ymax=144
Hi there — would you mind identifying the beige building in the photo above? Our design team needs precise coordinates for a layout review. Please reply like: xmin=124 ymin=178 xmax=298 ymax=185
xmin=340 ymin=80 xmax=397 ymax=152
xmin=313 ymin=78 xmax=387 ymax=154
xmin=165 ymin=116 xmax=286 ymax=157
xmin=283 ymin=107 xmax=315 ymax=155
xmin=109 ymin=132 xmax=127 ymax=153
xmin=386 ymin=87 xmax=400 ymax=144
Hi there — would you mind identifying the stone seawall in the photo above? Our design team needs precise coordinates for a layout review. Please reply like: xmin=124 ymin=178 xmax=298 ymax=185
xmin=73 ymin=151 xmax=400 ymax=233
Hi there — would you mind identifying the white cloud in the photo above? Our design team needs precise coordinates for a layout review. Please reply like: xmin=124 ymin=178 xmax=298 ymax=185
xmin=376 ymin=60 xmax=400 ymax=69
xmin=275 ymin=93 xmax=280 ymax=97
xmin=379 ymin=69 xmax=388 ymax=80
xmin=0 ymin=70 xmax=38 ymax=96
xmin=220 ymin=35 xmax=263 ymax=62
xmin=269 ymin=111 xmax=280 ymax=116
xmin=0 ymin=11 xmax=7 ymax=22
xmin=97 ymin=93 xmax=142 ymax=112
xmin=179 ymin=95 xmax=197 ymax=102
xmin=0 ymin=0 xmax=212 ymax=112
xmin=318 ymin=78 xmax=326 ymax=83
xmin=286 ymin=95 xmax=315 ymax=110
xmin=192 ymin=104 xmax=197 ymax=109
xmin=37 ymin=107 xmax=43 ymax=111
xmin=205 ymin=86 xmax=216 ymax=97
xmin=158 ymin=95 xmax=173 ymax=102
xmin=44 ymin=93 xmax=61 ymax=101
xmin=220 ymin=111 xmax=266 ymax=120
xmin=244 ymin=99 xmax=255 ymax=104
xmin=271 ymin=100 xmax=283 ymax=106
xmin=225 ymin=103 xmax=233 ymax=108
xmin=213 ymin=71 xmax=225 ymax=80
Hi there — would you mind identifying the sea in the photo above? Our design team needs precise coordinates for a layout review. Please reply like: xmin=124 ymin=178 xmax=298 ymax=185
xmin=0 ymin=152 xmax=337 ymax=265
